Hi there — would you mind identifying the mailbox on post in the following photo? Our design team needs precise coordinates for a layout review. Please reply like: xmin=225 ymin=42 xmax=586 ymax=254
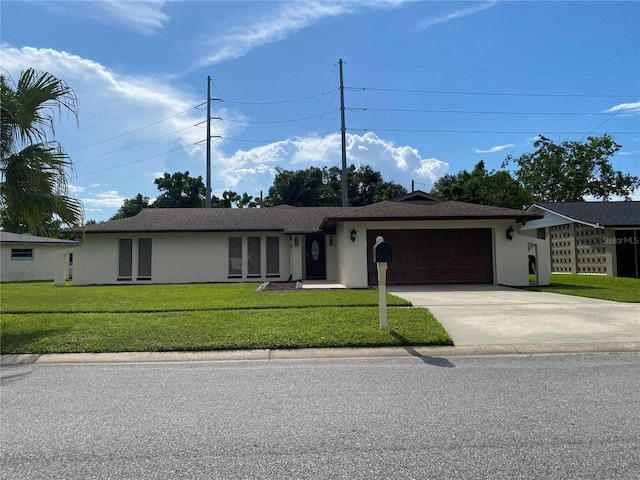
xmin=373 ymin=236 xmax=392 ymax=330
xmin=373 ymin=239 xmax=392 ymax=263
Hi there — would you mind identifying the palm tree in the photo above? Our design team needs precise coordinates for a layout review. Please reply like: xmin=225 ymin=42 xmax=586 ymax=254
xmin=0 ymin=68 xmax=83 ymax=235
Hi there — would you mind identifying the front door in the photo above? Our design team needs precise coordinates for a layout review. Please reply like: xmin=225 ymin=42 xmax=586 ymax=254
xmin=305 ymin=234 xmax=326 ymax=280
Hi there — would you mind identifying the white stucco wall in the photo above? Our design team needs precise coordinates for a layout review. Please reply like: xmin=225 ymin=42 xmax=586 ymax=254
xmin=325 ymin=233 xmax=338 ymax=281
xmin=335 ymin=222 xmax=369 ymax=288
xmin=334 ymin=219 xmax=550 ymax=288
xmin=73 ymin=232 xmax=292 ymax=285
xmin=73 ymin=221 xmax=551 ymax=287
xmin=1 ymin=244 xmax=74 ymax=282
xmin=496 ymin=221 xmax=550 ymax=286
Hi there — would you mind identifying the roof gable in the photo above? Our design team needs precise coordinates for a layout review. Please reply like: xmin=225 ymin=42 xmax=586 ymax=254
xmin=391 ymin=190 xmax=444 ymax=203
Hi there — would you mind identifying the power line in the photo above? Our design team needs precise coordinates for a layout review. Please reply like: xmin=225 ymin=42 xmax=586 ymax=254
xmin=69 ymin=106 xmax=200 ymax=153
xmin=76 ymin=144 xmax=199 ymax=178
xmin=222 ymin=90 xmax=338 ymax=105
xmin=347 ymin=86 xmax=636 ymax=98
xmin=347 ymin=61 xmax=639 ymax=78
xmin=349 ymin=127 xmax=638 ymax=135
xmin=224 ymin=129 xmax=341 ymax=144
xmin=206 ymin=64 xmax=336 ymax=81
xmin=74 ymin=124 xmax=199 ymax=164
xmin=580 ymin=95 xmax=640 ymax=140
xmin=221 ymin=110 xmax=340 ymax=125
xmin=347 ymin=107 xmax=619 ymax=116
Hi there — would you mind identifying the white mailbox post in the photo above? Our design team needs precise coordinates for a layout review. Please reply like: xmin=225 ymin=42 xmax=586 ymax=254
xmin=373 ymin=236 xmax=392 ymax=330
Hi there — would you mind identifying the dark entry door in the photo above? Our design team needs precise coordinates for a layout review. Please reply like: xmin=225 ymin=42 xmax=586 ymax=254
xmin=305 ymin=234 xmax=326 ymax=279
xmin=616 ymin=230 xmax=640 ymax=278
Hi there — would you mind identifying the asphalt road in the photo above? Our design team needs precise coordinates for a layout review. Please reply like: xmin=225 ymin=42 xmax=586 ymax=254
xmin=1 ymin=354 xmax=639 ymax=479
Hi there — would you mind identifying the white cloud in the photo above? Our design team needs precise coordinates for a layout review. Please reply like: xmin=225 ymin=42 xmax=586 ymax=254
xmin=418 ymin=1 xmax=498 ymax=30
xmin=604 ymin=102 xmax=640 ymax=114
xmin=413 ymin=158 xmax=449 ymax=189
xmin=68 ymin=184 xmax=86 ymax=194
xmin=216 ymin=131 xmax=436 ymax=194
xmin=347 ymin=132 xmax=416 ymax=170
xmin=1 ymin=45 xmax=239 ymax=169
xmin=80 ymin=190 xmax=125 ymax=209
xmin=474 ymin=143 xmax=515 ymax=154
xmin=196 ymin=1 xmax=405 ymax=68
xmin=38 ymin=0 xmax=169 ymax=35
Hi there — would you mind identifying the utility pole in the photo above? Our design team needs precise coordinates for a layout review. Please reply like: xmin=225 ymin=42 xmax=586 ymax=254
xmin=205 ymin=76 xmax=221 ymax=208
xmin=206 ymin=75 xmax=212 ymax=208
xmin=339 ymin=59 xmax=348 ymax=207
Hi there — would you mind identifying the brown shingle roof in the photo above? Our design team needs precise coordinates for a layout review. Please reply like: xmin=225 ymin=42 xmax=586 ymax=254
xmin=319 ymin=200 xmax=541 ymax=228
xmin=84 ymin=201 xmax=540 ymax=235
xmin=83 ymin=207 xmax=351 ymax=234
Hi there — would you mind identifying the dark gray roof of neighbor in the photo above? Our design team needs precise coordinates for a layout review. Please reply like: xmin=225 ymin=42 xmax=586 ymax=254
xmin=531 ymin=201 xmax=640 ymax=228
xmin=83 ymin=206 xmax=352 ymax=234
xmin=319 ymin=200 xmax=540 ymax=229
xmin=0 ymin=231 xmax=79 ymax=245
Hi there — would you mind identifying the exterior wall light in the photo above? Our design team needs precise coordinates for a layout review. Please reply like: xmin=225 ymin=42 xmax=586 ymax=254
xmin=350 ymin=228 xmax=357 ymax=243
xmin=506 ymin=226 xmax=514 ymax=240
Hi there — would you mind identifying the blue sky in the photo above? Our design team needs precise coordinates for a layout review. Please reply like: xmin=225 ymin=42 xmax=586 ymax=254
xmin=2 ymin=0 xmax=639 ymax=221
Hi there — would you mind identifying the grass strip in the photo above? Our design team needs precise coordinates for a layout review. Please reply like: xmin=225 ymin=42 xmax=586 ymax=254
xmin=530 ymin=274 xmax=640 ymax=303
xmin=0 ymin=282 xmax=410 ymax=314
xmin=0 ymin=307 xmax=452 ymax=354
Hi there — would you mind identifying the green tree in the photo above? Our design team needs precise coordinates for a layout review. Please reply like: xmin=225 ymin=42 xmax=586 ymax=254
xmin=0 ymin=68 xmax=83 ymax=235
xmin=264 ymin=164 xmax=407 ymax=207
xmin=432 ymin=161 xmax=533 ymax=209
xmin=503 ymin=134 xmax=639 ymax=201
xmin=110 ymin=193 xmax=150 ymax=220
xmin=351 ymin=165 xmax=407 ymax=205
xmin=211 ymin=190 xmax=241 ymax=208
xmin=265 ymin=166 xmax=331 ymax=207
xmin=153 ymin=171 xmax=205 ymax=208
xmin=237 ymin=192 xmax=258 ymax=208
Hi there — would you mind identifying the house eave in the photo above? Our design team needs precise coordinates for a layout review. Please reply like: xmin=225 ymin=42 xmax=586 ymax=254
xmin=319 ymin=214 xmax=541 ymax=229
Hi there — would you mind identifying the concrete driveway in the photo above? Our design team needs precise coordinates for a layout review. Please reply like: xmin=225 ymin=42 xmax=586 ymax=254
xmin=388 ymin=284 xmax=640 ymax=346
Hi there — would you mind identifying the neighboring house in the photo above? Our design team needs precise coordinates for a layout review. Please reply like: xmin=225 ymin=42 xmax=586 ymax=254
xmin=522 ymin=201 xmax=640 ymax=278
xmin=74 ymin=191 xmax=547 ymax=287
xmin=0 ymin=232 xmax=78 ymax=283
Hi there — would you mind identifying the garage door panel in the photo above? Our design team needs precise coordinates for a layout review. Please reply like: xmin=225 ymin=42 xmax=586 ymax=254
xmin=367 ymin=229 xmax=493 ymax=285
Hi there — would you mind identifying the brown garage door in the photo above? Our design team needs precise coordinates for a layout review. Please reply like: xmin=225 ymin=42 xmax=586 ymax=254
xmin=367 ymin=229 xmax=494 ymax=285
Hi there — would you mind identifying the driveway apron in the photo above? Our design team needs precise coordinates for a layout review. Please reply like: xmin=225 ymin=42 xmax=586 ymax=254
xmin=388 ymin=285 xmax=640 ymax=346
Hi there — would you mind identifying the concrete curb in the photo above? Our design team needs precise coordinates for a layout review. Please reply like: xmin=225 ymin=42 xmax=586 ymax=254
xmin=2 ymin=342 xmax=639 ymax=365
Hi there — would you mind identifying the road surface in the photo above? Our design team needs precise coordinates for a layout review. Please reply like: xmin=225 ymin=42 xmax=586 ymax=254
xmin=1 ymin=353 xmax=639 ymax=479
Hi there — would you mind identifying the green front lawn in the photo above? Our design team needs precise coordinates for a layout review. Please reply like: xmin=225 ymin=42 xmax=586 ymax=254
xmin=530 ymin=274 xmax=640 ymax=303
xmin=1 ymin=282 xmax=410 ymax=313
xmin=0 ymin=282 xmax=452 ymax=354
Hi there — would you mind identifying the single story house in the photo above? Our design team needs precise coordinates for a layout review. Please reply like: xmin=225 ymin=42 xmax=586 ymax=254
xmin=522 ymin=201 xmax=640 ymax=278
xmin=74 ymin=191 xmax=548 ymax=287
xmin=0 ymin=231 xmax=78 ymax=283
